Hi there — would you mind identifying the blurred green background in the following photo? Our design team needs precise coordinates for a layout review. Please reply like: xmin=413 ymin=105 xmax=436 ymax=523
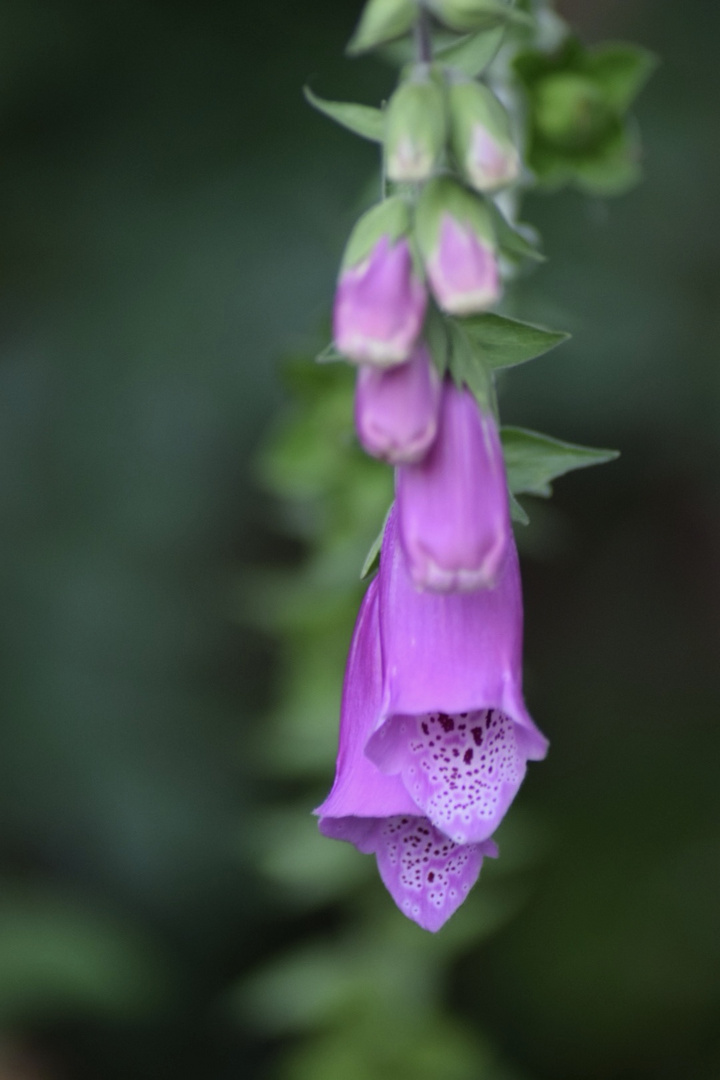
xmin=0 ymin=0 xmax=718 ymax=1077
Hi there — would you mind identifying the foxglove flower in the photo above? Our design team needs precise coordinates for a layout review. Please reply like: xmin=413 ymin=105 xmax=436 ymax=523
xmin=355 ymin=342 xmax=441 ymax=465
xmin=333 ymin=198 xmax=427 ymax=366
xmin=449 ymin=81 xmax=520 ymax=193
xmin=365 ymin=507 xmax=548 ymax=846
xmin=416 ymin=178 xmax=500 ymax=315
xmin=396 ymin=380 xmax=510 ymax=591
xmin=316 ymin=577 xmax=498 ymax=932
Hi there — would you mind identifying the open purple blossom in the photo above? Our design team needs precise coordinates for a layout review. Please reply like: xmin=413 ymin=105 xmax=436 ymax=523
xmin=365 ymin=507 xmax=548 ymax=846
xmin=354 ymin=341 xmax=441 ymax=464
xmin=316 ymin=577 xmax=497 ymax=932
xmin=333 ymin=235 xmax=427 ymax=366
xmin=396 ymin=380 xmax=511 ymax=592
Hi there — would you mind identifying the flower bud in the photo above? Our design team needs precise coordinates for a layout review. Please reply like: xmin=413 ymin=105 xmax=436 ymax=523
xmin=449 ymin=81 xmax=519 ymax=192
xmin=425 ymin=0 xmax=510 ymax=33
xmin=415 ymin=178 xmax=500 ymax=315
xmin=355 ymin=341 xmax=441 ymax=464
xmin=396 ymin=380 xmax=510 ymax=592
xmin=385 ymin=77 xmax=446 ymax=182
xmin=347 ymin=0 xmax=418 ymax=56
xmin=334 ymin=197 xmax=427 ymax=366
xmin=533 ymin=73 xmax=612 ymax=151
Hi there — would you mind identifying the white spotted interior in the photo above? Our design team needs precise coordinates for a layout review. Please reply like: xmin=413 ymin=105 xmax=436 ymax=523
xmin=396 ymin=709 xmax=523 ymax=844
xmin=373 ymin=815 xmax=484 ymax=931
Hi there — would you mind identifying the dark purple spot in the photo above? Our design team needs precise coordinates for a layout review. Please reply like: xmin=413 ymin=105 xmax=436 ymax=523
xmin=421 ymin=721 xmax=429 ymax=735
xmin=438 ymin=713 xmax=455 ymax=733
xmin=472 ymin=727 xmax=484 ymax=746
xmin=427 ymin=871 xmax=435 ymax=882
xmin=463 ymin=748 xmax=473 ymax=764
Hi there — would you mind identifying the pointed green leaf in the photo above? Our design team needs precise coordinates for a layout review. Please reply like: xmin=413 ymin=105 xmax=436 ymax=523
xmin=347 ymin=0 xmax=418 ymax=56
xmin=586 ymin=44 xmax=659 ymax=114
xmin=509 ymin=493 xmax=529 ymax=525
xmin=461 ymin=313 xmax=569 ymax=371
xmin=435 ymin=25 xmax=506 ymax=76
xmin=424 ymin=304 xmax=450 ymax=379
xmin=501 ymin=426 xmax=619 ymax=498
xmin=303 ymin=87 xmax=385 ymax=142
xmin=360 ymin=505 xmax=392 ymax=579
xmin=316 ymin=342 xmax=344 ymax=364
xmin=447 ymin=319 xmax=492 ymax=409
xmin=488 ymin=202 xmax=545 ymax=263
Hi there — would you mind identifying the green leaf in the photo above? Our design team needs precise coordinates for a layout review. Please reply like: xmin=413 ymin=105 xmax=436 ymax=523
xmin=347 ymin=0 xmax=418 ymax=55
xmin=461 ymin=313 xmax=569 ymax=370
xmin=586 ymin=43 xmax=659 ymax=113
xmin=571 ymin=123 xmax=643 ymax=196
xmin=435 ymin=25 xmax=506 ymax=76
xmin=315 ymin=341 xmax=344 ymax=364
xmin=501 ymin=426 xmax=619 ymax=498
xmin=360 ymin=504 xmax=392 ymax=579
xmin=424 ymin=304 xmax=450 ymax=379
xmin=447 ymin=319 xmax=492 ymax=409
xmin=488 ymin=202 xmax=545 ymax=263
xmin=427 ymin=0 xmax=533 ymax=34
xmin=303 ymin=87 xmax=385 ymax=142
xmin=509 ymin=493 xmax=529 ymax=525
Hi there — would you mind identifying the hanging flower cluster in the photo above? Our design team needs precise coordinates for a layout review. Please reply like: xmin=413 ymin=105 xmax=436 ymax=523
xmin=306 ymin=0 xmax=651 ymax=930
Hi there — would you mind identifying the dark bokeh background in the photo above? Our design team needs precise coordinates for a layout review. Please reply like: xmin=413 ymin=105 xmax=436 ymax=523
xmin=0 ymin=0 xmax=718 ymax=1077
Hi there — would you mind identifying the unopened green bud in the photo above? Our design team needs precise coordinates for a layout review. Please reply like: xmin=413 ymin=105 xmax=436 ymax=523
xmin=347 ymin=0 xmax=418 ymax=56
xmin=533 ymin=73 xmax=613 ymax=150
xmin=385 ymin=77 xmax=447 ymax=182
xmin=425 ymin=0 xmax=511 ymax=34
xmin=449 ymin=81 xmax=519 ymax=192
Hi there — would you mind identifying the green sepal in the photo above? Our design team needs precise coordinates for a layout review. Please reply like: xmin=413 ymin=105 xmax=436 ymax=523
xmin=509 ymin=493 xmax=529 ymax=525
xmin=514 ymin=36 xmax=655 ymax=196
xmin=360 ymin=504 xmax=393 ymax=580
xmin=501 ymin=426 xmax=619 ymax=498
xmin=435 ymin=25 xmax=507 ymax=76
xmin=568 ymin=122 xmax=642 ymax=197
xmin=584 ymin=43 xmax=659 ymax=114
xmin=447 ymin=319 xmax=493 ymax=411
xmin=415 ymin=177 xmax=496 ymax=259
xmin=488 ymin=202 xmax=545 ymax=263
xmin=426 ymin=0 xmax=532 ymax=34
xmin=315 ymin=342 xmax=344 ymax=364
xmin=424 ymin=303 xmax=451 ymax=379
xmin=461 ymin=313 xmax=568 ymax=370
xmin=341 ymin=196 xmax=411 ymax=270
xmin=347 ymin=0 xmax=418 ymax=56
xmin=303 ymin=86 xmax=385 ymax=142
xmin=448 ymin=80 xmax=520 ymax=192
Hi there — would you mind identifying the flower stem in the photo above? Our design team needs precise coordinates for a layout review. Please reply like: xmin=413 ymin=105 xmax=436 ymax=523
xmin=414 ymin=9 xmax=433 ymax=64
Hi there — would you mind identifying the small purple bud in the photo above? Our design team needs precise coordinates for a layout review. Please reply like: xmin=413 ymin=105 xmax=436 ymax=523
xmin=425 ymin=214 xmax=500 ymax=315
xmin=354 ymin=342 xmax=441 ymax=464
xmin=449 ymin=81 xmax=520 ymax=193
xmin=334 ymin=235 xmax=428 ymax=366
xmin=396 ymin=380 xmax=510 ymax=592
